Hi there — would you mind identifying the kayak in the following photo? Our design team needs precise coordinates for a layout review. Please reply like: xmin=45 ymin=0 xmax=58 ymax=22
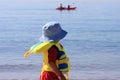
xmin=56 ymin=7 xmax=76 ymax=10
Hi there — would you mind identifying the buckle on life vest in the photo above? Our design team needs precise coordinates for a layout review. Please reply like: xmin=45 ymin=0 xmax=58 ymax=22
xmin=56 ymin=57 xmax=70 ymax=72
xmin=56 ymin=57 xmax=69 ymax=64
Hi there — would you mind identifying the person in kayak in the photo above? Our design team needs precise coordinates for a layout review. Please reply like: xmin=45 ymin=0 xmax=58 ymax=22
xmin=59 ymin=3 xmax=66 ymax=9
xmin=24 ymin=22 xmax=70 ymax=80
xmin=68 ymin=5 xmax=70 ymax=9
xmin=60 ymin=3 xmax=63 ymax=8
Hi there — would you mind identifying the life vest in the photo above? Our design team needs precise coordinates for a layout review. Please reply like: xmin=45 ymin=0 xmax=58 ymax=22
xmin=29 ymin=41 xmax=70 ymax=73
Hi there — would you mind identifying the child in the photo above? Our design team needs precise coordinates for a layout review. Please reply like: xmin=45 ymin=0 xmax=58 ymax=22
xmin=24 ymin=22 xmax=70 ymax=80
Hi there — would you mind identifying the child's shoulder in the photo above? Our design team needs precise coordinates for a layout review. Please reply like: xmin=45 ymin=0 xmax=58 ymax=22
xmin=30 ymin=41 xmax=55 ymax=52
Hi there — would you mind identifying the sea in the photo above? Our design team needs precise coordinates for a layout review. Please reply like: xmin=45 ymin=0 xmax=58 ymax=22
xmin=0 ymin=1 xmax=120 ymax=80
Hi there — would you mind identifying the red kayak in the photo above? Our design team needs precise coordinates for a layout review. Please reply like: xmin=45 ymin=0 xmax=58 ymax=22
xmin=56 ymin=7 xmax=76 ymax=10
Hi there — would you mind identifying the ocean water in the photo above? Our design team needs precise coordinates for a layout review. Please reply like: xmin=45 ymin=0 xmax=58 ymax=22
xmin=0 ymin=1 xmax=120 ymax=80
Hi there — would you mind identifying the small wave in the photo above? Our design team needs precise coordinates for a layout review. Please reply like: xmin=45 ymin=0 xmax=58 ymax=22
xmin=0 ymin=64 xmax=40 ymax=72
